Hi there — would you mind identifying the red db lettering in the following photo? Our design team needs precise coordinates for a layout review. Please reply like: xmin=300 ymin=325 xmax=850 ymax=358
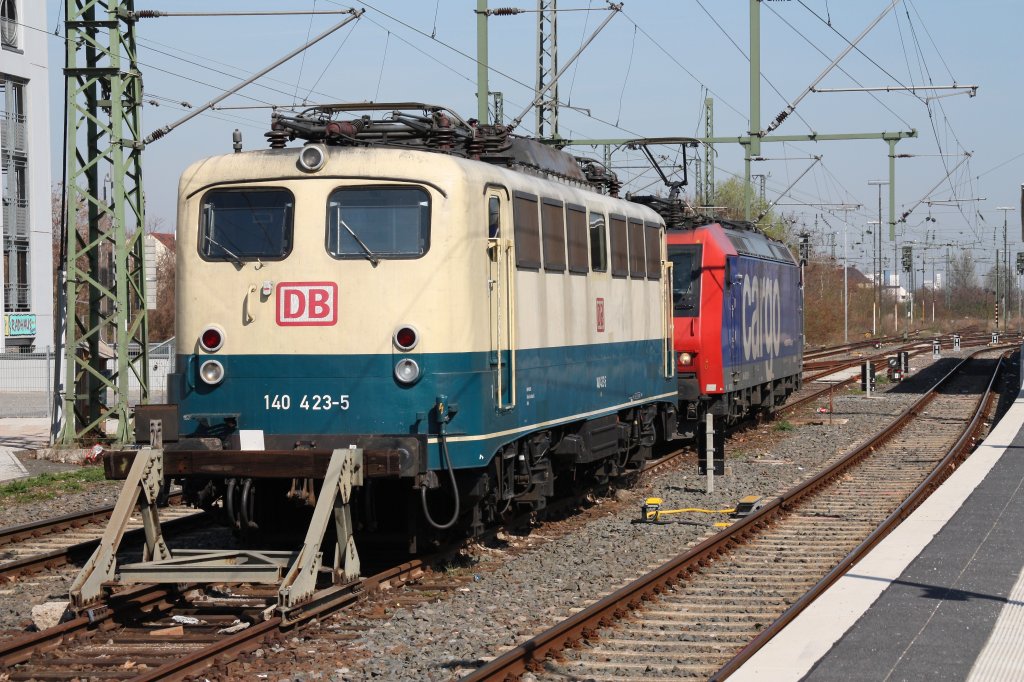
xmin=276 ymin=282 xmax=338 ymax=326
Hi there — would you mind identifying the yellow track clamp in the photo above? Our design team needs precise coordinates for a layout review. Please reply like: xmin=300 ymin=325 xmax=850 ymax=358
xmin=640 ymin=497 xmax=736 ymax=523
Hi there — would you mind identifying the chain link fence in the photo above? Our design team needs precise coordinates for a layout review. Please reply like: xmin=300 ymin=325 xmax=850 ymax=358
xmin=0 ymin=339 xmax=175 ymax=419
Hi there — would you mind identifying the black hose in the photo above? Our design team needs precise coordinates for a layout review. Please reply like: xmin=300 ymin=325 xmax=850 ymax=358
xmin=420 ymin=429 xmax=461 ymax=530
xmin=225 ymin=478 xmax=238 ymax=530
xmin=241 ymin=478 xmax=257 ymax=530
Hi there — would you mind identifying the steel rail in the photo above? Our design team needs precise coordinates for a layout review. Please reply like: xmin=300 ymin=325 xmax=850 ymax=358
xmin=0 ymin=493 xmax=183 ymax=547
xmin=789 ymin=337 xmax=1007 ymax=414
xmin=462 ymin=347 xmax=1005 ymax=681
xmin=0 ymin=509 xmax=208 ymax=580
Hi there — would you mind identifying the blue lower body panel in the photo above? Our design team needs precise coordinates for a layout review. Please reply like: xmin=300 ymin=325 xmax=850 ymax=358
xmin=169 ymin=339 xmax=677 ymax=471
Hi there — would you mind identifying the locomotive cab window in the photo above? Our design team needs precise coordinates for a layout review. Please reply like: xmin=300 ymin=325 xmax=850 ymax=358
xmin=200 ymin=188 xmax=294 ymax=262
xmin=327 ymin=186 xmax=430 ymax=259
xmin=668 ymin=244 xmax=701 ymax=317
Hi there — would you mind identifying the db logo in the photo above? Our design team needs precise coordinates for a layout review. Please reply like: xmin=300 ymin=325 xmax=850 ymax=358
xmin=276 ymin=282 xmax=338 ymax=326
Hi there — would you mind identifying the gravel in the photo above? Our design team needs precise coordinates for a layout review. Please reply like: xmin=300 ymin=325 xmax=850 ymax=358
xmin=0 ymin=349 xmax=999 ymax=679
xmin=232 ymin=353 xmax=975 ymax=681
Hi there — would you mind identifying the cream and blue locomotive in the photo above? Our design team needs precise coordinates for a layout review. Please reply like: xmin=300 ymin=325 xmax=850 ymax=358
xmin=163 ymin=104 xmax=678 ymax=543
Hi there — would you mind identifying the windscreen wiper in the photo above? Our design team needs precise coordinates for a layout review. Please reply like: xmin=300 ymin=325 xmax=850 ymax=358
xmin=203 ymin=234 xmax=245 ymax=268
xmin=338 ymin=218 xmax=380 ymax=267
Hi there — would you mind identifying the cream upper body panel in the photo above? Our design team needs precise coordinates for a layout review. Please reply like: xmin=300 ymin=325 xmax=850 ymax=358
xmin=176 ymin=146 xmax=665 ymax=357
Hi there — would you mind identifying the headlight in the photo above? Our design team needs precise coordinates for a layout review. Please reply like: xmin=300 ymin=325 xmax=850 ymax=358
xmin=394 ymin=358 xmax=421 ymax=384
xmin=679 ymin=352 xmax=693 ymax=367
xmin=297 ymin=144 xmax=326 ymax=172
xmin=199 ymin=359 xmax=225 ymax=385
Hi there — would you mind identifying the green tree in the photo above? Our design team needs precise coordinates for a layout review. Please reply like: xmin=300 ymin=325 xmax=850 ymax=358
xmin=712 ymin=177 xmax=790 ymax=243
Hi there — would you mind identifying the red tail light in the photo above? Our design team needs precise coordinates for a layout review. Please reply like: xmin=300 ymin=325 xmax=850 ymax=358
xmin=200 ymin=326 xmax=224 ymax=353
xmin=394 ymin=325 xmax=419 ymax=351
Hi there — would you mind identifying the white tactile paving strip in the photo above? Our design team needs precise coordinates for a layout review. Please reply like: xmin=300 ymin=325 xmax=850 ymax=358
xmin=730 ymin=388 xmax=1024 ymax=682
xmin=967 ymin=543 xmax=1024 ymax=680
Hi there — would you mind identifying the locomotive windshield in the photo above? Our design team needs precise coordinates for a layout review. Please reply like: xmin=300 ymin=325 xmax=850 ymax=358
xmin=668 ymin=244 xmax=701 ymax=317
xmin=327 ymin=186 xmax=430 ymax=260
xmin=199 ymin=188 xmax=294 ymax=262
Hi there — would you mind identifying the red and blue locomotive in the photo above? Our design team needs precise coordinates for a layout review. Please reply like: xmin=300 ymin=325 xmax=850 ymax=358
xmin=667 ymin=220 xmax=803 ymax=434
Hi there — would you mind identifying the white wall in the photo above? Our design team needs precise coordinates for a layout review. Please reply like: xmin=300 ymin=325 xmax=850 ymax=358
xmin=2 ymin=0 xmax=53 ymax=352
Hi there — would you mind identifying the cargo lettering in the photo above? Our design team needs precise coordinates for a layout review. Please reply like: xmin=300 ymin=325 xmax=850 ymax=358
xmin=741 ymin=274 xmax=782 ymax=362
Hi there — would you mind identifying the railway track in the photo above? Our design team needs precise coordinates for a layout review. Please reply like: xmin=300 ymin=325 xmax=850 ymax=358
xmin=0 ymin=334 xmax=1001 ymax=677
xmin=0 ymin=448 xmax=692 ymax=680
xmin=0 ymin=495 xmax=207 ymax=581
xmin=788 ymin=333 xmax=1001 ymax=415
xmin=464 ymin=347 xmax=1007 ymax=681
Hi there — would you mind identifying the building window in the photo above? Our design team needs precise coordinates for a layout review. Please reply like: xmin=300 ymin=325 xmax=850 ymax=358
xmin=2 ymin=75 xmax=29 ymax=312
xmin=1 ymin=0 xmax=18 ymax=49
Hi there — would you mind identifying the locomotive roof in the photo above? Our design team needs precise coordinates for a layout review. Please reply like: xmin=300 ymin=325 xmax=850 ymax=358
xmin=720 ymin=225 xmax=796 ymax=264
xmin=177 ymin=144 xmax=664 ymax=224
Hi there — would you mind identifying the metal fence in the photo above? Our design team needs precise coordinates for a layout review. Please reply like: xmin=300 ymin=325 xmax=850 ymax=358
xmin=0 ymin=339 xmax=176 ymax=419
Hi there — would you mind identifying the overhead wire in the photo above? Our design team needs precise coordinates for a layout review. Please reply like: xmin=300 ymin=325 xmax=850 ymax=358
xmin=796 ymin=0 xmax=926 ymax=104
xmin=566 ymin=0 xmax=595 ymax=107
xmin=615 ymin=25 xmax=637 ymax=126
xmin=618 ymin=10 xmax=748 ymax=121
xmin=374 ymin=31 xmax=392 ymax=101
xmin=760 ymin=2 xmax=916 ymax=130
xmin=292 ymin=0 xmax=318 ymax=105
xmin=302 ymin=19 xmax=361 ymax=101
xmin=692 ymin=0 xmax=817 ymax=134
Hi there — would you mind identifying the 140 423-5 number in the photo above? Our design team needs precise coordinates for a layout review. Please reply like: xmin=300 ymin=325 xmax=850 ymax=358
xmin=263 ymin=394 xmax=350 ymax=411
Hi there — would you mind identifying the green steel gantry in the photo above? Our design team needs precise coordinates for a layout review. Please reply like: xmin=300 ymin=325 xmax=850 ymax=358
xmin=536 ymin=0 xmax=558 ymax=139
xmin=59 ymin=0 xmax=149 ymax=444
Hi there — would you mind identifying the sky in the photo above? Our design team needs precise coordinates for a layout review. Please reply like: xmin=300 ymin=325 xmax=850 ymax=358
xmin=39 ymin=0 xmax=1024 ymax=280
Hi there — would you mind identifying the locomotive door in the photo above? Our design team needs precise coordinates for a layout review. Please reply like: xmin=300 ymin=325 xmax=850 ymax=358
xmin=662 ymin=257 xmax=675 ymax=379
xmin=487 ymin=189 xmax=516 ymax=410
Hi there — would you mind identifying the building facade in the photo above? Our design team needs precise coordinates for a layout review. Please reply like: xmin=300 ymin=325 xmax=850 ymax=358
xmin=1 ymin=0 xmax=52 ymax=352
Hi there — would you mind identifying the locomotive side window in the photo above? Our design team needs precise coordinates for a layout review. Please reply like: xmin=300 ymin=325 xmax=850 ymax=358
xmin=589 ymin=212 xmax=607 ymax=272
xmin=668 ymin=244 xmax=701 ymax=317
xmin=541 ymin=198 xmax=567 ymax=272
xmin=609 ymin=214 xmax=628 ymax=278
xmin=199 ymin=188 xmax=294 ymax=262
xmin=513 ymin=192 xmax=541 ymax=270
xmin=327 ymin=186 xmax=430 ymax=260
xmin=644 ymin=222 xmax=661 ymax=280
xmin=628 ymin=218 xmax=645 ymax=279
xmin=566 ymin=204 xmax=588 ymax=274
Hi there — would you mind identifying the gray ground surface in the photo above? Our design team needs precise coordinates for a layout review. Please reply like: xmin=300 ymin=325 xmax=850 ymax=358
xmin=0 ymin=351 xmax=980 ymax=679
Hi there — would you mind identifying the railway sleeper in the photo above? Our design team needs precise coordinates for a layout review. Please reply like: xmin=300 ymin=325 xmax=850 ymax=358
xmin=69 ymin=444 xmax=364 ymax=625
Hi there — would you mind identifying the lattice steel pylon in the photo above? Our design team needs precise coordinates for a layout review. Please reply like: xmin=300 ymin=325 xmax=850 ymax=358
xmin=703 ymin=97 xmax=714 ymax=215
xmin=536 ymin=0 xmax=558 ymax=140
xmin=59 ymin=0 xmax=149 ymax=444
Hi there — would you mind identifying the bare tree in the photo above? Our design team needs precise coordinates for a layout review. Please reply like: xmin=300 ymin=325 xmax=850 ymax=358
xmin=148 ymin=248 xmax=176 ymax=341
